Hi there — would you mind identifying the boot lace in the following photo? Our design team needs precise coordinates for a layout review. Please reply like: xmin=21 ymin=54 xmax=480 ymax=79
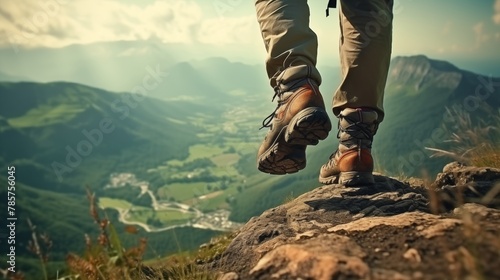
xmin=336 ymin=110 xmax=379 ymax=144
xmin=259 ymin=78 xmax=313 ymax=129
xmin=260 ymin=85 xmax=283 ymax=129
xmin=329 ymin=110 xmax=379 ymax=160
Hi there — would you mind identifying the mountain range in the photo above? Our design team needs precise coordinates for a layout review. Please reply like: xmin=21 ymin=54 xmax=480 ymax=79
xmin=1 ymin=41 xmax=499 ymax=93
xmin=376 ymin=55 xmax=500 ymax=175
xmin=0 ymin=54 xmax=498 ymax=278
xmin=0 ymin=41 xmax=268 ymax=93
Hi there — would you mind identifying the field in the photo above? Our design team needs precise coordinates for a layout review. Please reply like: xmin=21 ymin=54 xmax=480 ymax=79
xmin=185 ymin=144 xmax=226 ymax=162
xmin=8 ymin=103 xmax=87 ymax=127
xmin=127 ymin=208 xmax=196 ymax=227
xmin=99 ymin=197 xmax=133 ymax=209
xmin=99 ymin=196 xmax=199 ymax=229
xmin=158 ymin=182 xmax=210 ymax=202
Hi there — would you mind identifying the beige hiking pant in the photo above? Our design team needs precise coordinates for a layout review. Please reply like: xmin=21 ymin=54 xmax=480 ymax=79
xmin=255 ymin=0 xmax=393 ymax=121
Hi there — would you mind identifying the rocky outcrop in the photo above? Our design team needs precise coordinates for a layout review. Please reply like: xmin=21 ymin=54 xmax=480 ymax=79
xmin=216 ymin=164 xmax=500 ymax=280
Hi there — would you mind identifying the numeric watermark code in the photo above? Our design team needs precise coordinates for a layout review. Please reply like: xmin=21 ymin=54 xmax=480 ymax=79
xmin=6 ymin=166 xmax=17 ymax=273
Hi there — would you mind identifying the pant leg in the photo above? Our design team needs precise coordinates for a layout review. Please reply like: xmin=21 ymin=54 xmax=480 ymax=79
xmin=333 ymin=0 xmax=394 ymax=122
xmin=255 ymin=0 xmax=321 ymax=91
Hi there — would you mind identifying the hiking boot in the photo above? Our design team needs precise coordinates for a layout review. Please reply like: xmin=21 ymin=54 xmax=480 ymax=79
xmin=257 ymin=79 xmax=332 ymax=174
xmin=319 ymin=108 xmax=379 ymax=185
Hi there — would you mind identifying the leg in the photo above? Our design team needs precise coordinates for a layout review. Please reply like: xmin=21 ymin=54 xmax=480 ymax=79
xmin=255 ymin=0 xmax=331 ymax=174
xmin=320 ymin=0 xmax=393 ymax=185
xmin=334 ymin=0 xmax=393 ymax=122
xmin=255 ymin=0 xmax=321 ymax=90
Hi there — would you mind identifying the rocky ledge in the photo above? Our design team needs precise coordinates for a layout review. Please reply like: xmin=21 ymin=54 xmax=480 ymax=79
xmin=215 ymin=163 xmax=500 ymax=280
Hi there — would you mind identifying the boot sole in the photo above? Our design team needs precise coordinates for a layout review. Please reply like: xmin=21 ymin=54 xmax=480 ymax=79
xmin=319 ymin=171 xmax=375 ymax=186
xmin=258 ymin=107 xmax=331 ymax=175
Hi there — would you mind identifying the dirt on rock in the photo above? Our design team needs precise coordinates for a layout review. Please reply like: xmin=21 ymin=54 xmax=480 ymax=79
xmin=214 ymin=163 xmax=500 ymax=280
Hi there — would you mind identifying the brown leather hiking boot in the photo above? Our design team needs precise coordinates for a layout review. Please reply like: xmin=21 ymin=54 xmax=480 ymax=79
xmin=319 ymin=108 xmax=379 ymax=185
xmin=257 ymin=79 xmax=332 ymax=174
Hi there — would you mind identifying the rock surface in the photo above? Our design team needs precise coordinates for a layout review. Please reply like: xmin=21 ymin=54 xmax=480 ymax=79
xmin=216 ymin=164 xmax=500 ymax=280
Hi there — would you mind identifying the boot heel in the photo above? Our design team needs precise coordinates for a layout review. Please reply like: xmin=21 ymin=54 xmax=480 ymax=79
xmin=339 ymin=172 xmax=375 ymax=186
xmin=285 ymin=107 xmax=331 ymax=146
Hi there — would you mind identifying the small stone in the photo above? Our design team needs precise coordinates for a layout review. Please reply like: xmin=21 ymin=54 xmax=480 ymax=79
xmin=412 ymin=271 xmax=424 ymax=279
xmin=403 ymin=248 xmax=422 ymax=263
xmin=374 ymin=248 xmax=382 ymax=253
xmin=353 ymin=213 xmax=365 ymax=219
xmin=454 ymin=203 xmax=491 ymax=218
xmin=383 ymin=252 xmax=390 ymax=257
xmin=294 ymin=230 xmax=318 ymax=241
xmin=219 ymin=272 xmax=239 ymax=280
xmin=442 ymin=161 xmax=466 ymax=173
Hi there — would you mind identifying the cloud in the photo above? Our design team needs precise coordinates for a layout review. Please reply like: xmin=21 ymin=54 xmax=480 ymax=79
xmin=473 ymin=22 xmax=491 ymax=48
xmin=197 ymin=16 xmax=259 ymax=45
xmin=494 ymin=0 xmax=500 ymax=24
xmin=434 ymin=21 xmax=497 ymax=56
xmin=0 ymin=0 xmax=256 ymax=49
xmin=442 ymin=21 xmax=452 ymax=35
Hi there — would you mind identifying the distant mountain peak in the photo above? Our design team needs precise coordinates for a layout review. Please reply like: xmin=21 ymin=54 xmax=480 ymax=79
xmin=388 ymin=55 xmax=462 ymax=92
xmin=391 ymin=55 xmax=459 ymax=72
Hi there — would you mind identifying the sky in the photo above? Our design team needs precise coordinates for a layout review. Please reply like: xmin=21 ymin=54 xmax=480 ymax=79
xmin=0 ymin=0 xmax=499 ymax=69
